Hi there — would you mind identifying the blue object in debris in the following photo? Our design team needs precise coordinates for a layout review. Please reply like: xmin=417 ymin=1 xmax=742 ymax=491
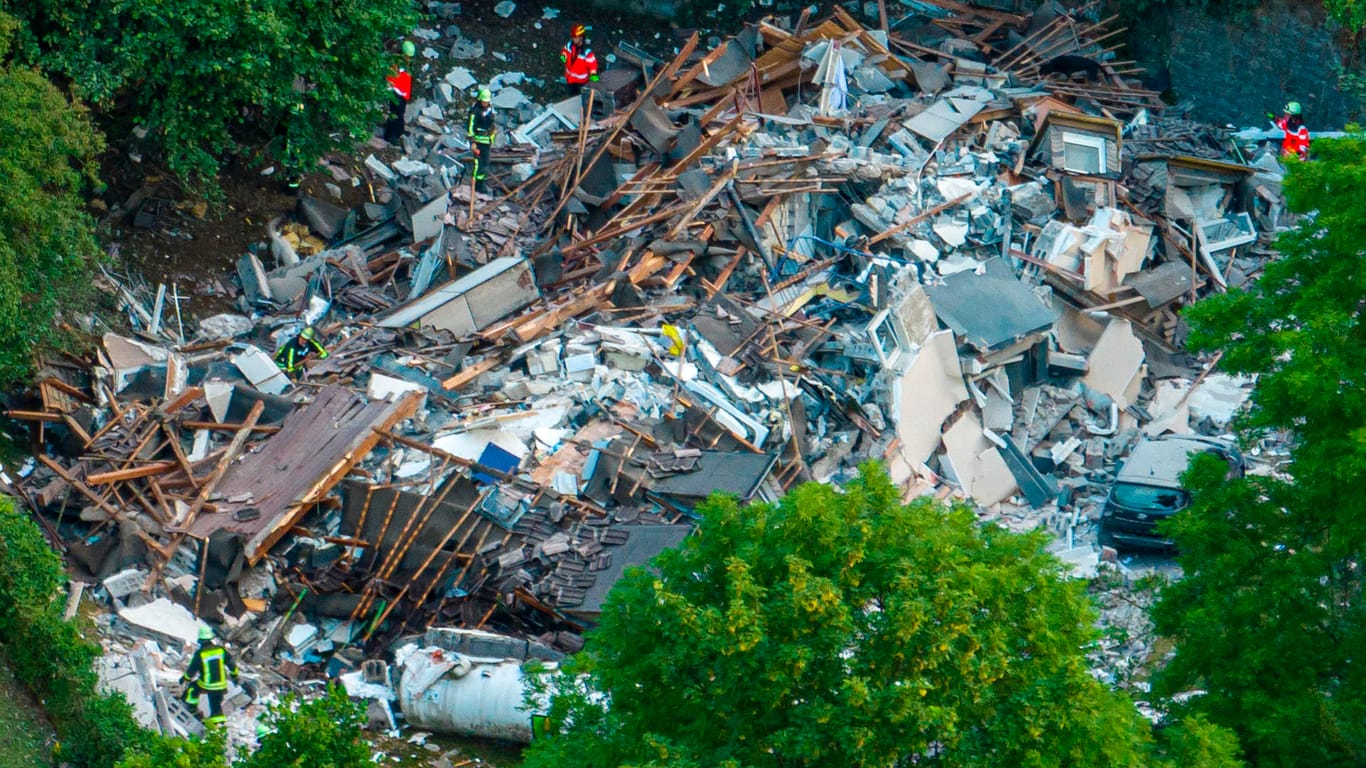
xmin=473 ymin=442 xmax=521 ymax=485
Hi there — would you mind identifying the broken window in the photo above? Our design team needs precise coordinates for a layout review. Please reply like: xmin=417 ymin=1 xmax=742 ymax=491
xmin=1061 ymin=132 xmax=1106 ymax=174
xmin=1196 ymin=212 xmax=1257 ymax=252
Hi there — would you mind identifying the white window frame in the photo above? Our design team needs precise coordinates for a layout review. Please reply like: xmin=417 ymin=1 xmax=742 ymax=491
xmin=1060 ymin=132 xmax=1108 ymax=174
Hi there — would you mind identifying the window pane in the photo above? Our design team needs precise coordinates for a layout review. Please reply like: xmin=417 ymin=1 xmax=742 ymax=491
xmin=1063 ymin=141 xmax=1102 ymax=173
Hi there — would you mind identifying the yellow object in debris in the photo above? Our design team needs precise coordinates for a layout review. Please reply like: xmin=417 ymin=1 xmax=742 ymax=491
xmin=661 ymin=324 xmax=685 ymax=356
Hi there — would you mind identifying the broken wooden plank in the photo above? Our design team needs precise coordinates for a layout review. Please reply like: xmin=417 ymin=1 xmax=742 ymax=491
xmin=85 ymin=461 xmax=179 ymax=485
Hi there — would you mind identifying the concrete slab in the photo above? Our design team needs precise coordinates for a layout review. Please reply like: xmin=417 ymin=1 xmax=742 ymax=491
xmin=118 ymin=597 xmax=206 ymax=650
xmin=893 ymin=330 xmax=968 ymax=465
xmin=1082 ymin=318 xmax=1146 ymax=409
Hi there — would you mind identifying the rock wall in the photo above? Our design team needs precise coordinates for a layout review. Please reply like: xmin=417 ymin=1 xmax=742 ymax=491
xmin=1123 ymin=0 xmax=1354 ymax=128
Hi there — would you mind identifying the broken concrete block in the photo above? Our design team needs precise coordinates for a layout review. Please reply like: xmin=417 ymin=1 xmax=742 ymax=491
xmin=197 ymin=314 xmax=254 ymax=341
xmin=932 ymin=217 xmax=968 ymax=247
xmin=392 ymin=159 xmax=434 ymax=177
xmin=445 ymin=67 xmax=477 ymax=91
xmin=491 ymin=86 xmax=530 ymax=110
xmin=118 ymin=597 xmax=206 ymax=649
xmin=364 ymin=154 xmax=397 ymax=182
xmin=908 ymin=239 xmax=939 ymax=262
xmin=103 ymin=568 xmax=147 ymax=600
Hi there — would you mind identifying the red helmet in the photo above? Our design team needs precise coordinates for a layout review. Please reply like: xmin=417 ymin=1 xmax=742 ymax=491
xmin=571 ymin=24 xmax=588 ymax=37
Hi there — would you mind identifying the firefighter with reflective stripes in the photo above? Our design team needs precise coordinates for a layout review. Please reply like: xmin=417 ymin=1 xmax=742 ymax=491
xmin=467 ymin=87 xmax=496 ymax=192
xmin=560 ymin=24 xmax=599 ymax=97
xmin=274 ymin=326 xmax=329 ymax=378
xmin=181 ymin=626 xmax=238 ymax=726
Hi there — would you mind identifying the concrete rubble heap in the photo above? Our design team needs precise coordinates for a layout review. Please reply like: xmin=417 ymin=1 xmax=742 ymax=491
xmin=7 ymin=0 xmax=1281 ymax=743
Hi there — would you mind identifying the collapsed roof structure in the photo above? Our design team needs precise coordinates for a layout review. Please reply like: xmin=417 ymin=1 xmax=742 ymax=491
xmin=7 ymin=0 xmax=1275 ymax=742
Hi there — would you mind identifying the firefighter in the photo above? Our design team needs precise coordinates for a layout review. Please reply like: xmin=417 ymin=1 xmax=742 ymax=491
xmin=560 ymin=24 xmax=599 ymax=97
xmin=274 ymin=326 xmax=329 ymax=377
xmin=1267 ymin=101 xmax=1310 ymax=161
xmin=181 ymin=626 xmax=239 ymax=727
xmin=384 ymin=41 xmax=416 ymax=143
xmin=467 ymin=87 xmax=496 ymax=192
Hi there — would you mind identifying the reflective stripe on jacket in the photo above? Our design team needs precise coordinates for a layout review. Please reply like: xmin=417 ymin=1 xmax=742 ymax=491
xmin=1274 ymin=115 xmax=1310 ymax=159
xmin=386 ymin=68 xmax=412 ymax=101
xmin=183 ymin=644 xmax=237 ymax=692
xmin=561 ymin=41 xmax=598 ymax=84
xmin=468 ymin=105 xmax=496 ymax=143
xmin=274 ymin=336 xmax=328 ymax=373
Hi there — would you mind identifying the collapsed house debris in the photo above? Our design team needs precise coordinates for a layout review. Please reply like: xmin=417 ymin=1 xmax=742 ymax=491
xmin=5 ymin=0 xmax=1288 ymax=744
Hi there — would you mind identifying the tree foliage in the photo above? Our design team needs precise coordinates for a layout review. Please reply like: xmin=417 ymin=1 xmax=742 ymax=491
xmin=1153 ymin=135 xmax=1366 ymax=767
xmin=0 ymin=12 xmax=104 ymax=384
xmin=117 ymin=685 xmax=369 ymax=768
xmin=4 ymin=0 xmax=417 ymax=184
xmin=239 ymin=685 xmax=369 ymax=768
xmin=115 ymin=729 xmax=227 ymax=768
xmin=524 ymin=464 xmax=1236 ymax=768
xmin=0 ymin=498 xmax=145 ymax=767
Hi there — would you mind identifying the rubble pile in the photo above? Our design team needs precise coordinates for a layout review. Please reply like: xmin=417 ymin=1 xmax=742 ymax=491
xmin=6 ymin=0 xmax=1285 ymax=745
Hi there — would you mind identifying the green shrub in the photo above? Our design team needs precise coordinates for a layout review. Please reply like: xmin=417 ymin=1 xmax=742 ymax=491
xmin=0 ymin=502 xmax=143 ymax=767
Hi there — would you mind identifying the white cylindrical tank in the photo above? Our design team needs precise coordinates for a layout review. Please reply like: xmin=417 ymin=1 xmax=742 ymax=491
xmin=397 ymin=647 xmax=548 ymax=744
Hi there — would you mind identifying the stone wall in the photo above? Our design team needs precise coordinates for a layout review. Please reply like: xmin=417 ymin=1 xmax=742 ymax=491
xmin=1122 ymin=0 xmax=1354 ymax=128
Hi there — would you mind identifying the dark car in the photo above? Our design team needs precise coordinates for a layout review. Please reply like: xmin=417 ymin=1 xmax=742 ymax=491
xmin=1098 ymin=435 xmax=1244 ymax=550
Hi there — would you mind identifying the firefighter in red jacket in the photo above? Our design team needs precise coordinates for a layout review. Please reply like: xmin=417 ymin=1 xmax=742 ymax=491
xmin=1267 ymin=101 xmax=1310 ymax=161
xmin=560 ymin=24 xmax=599 ymax=97
xmin=384 ymin=41 xmax=416 ymax=143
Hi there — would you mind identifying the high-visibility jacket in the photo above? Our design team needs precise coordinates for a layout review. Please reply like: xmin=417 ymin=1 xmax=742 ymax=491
xmin=274 ymin=334 xmax=329 ymax=373
xmin=468 ymin=104 xmax=496 ymax=144
xmin=386 ymin=68 xmax=413 ymax=101
xmin=560 ymin=40 xmax=598 ymax=84
xmin=183 ymin=644 xmax=237 ymax=692
xmin=1274 ymin=114 xmax=1310 ymax=160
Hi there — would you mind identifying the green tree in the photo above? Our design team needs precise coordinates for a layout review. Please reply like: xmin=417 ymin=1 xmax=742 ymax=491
xmin=4 ymin=0 xmax=417 ymax=184
xmin=115 ymin=729 xmax=227 ymax=768
xmin=117 ymin=686 xmax=369 ymax=768
xmin=524 ymin=465 xmax=1233 ymax=768
xmin=0 ymin=12 xmax=104 ymax=384
xmin=237 ymin=685 xmax=369 ymax=768
xmin=1153 ymin=135 xmax=1366 ymax=767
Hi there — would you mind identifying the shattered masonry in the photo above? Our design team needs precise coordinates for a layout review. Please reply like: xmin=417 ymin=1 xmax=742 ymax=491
xmin=6 ymin=0 xmax=1280 ymax=746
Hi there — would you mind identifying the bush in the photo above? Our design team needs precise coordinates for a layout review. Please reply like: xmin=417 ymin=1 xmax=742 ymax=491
xmin=0 ymin=501 xmax=144 ymax=767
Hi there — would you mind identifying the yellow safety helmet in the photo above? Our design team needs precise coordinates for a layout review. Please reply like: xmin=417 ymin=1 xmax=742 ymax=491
xmin=300 ymin=326 xmax=316 ymax=340
xmin=402 ymin=41 xmax=416 ymax=57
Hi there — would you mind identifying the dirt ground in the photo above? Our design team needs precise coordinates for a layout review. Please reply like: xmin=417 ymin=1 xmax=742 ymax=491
xmin=434 ymin=0 xmax=699 ymax=104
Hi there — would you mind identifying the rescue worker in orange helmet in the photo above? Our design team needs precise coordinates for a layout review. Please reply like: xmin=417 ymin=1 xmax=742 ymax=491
xmin=1267 ymin=101 xmax=1310 ymax=161
xmin=560 ymin=24 xmax=599 ymax=97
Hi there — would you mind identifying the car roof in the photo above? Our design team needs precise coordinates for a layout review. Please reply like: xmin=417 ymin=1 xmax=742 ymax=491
xmin=1114 ymin=435 xmax=1230 ymax=488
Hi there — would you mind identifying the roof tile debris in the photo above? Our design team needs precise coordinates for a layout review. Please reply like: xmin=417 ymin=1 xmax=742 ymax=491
xmin=8 ymin=0 xmax=1281 ymax=743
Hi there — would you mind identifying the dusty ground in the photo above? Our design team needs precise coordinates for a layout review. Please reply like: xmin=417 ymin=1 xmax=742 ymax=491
xmin=430 ymin=0 xmax=697 ymax=104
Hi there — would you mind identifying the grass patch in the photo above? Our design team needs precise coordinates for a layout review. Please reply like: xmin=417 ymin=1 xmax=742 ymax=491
xmin=0 ymin=656 xmax=53 ymax=767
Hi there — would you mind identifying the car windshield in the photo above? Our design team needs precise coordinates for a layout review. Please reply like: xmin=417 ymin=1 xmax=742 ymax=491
xmin=1112 ymin=483 xmax=1188 ymax=511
